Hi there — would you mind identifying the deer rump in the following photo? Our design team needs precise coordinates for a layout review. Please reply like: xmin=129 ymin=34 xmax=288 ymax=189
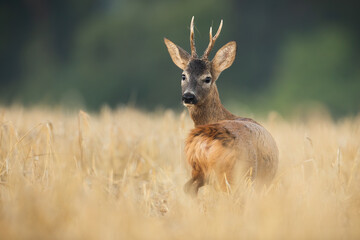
xmin=185 ymin=118 xmax=278 ymax=191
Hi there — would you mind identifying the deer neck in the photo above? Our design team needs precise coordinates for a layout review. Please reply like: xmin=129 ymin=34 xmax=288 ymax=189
xmin=187 ymin=85 xmax=237 ymax=126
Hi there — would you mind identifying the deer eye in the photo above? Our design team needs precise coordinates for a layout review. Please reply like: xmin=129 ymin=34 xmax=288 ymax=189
xmin=181 ymin=74 xmax=186 ymax=81
xmin=204 ymin=77 xmax=211 ymax=84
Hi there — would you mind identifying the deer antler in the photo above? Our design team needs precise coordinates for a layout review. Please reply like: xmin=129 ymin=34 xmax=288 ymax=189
xmin=202 ymin=19 xmax=223 ymax=59
xmin=190 ymin=16 xmax=197 ymax=58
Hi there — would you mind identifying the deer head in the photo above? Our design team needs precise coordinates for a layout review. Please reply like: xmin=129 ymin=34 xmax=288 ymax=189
xmin=164 ymin=17 xmax=236 ymax=107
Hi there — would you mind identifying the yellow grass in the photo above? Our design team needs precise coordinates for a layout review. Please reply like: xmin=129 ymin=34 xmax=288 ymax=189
xmin=0 ymin=105 xmax=359 ymax=239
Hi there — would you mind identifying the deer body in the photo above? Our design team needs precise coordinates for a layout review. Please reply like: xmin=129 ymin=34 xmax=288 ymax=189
xmin=164 ymin=17 xmax=278 ymax=196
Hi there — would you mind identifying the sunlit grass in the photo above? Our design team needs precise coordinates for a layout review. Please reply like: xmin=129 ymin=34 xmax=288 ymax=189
xmin=0 ymin=105 xmax=359 ymax=239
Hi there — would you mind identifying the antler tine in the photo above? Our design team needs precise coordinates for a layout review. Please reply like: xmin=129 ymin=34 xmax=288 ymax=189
xmin=213 ymin=19 xmax=223 ymax=40
xmin=203 ymin=19 xmax=223 ymax=59
xmin=190 ymin=16 xmax=197 ymax=57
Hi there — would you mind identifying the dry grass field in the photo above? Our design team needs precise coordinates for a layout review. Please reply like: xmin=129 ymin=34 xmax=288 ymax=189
xmin=0 ymin=105 xmax=359 ymax=239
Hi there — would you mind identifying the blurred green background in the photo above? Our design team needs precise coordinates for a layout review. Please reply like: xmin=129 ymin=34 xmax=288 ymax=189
xmin=1 ymin=0 xmax=359 ymax=117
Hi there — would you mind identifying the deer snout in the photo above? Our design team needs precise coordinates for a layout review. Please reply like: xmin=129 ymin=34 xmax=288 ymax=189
xmin=182 ymin=92 xmax=198 ymax=105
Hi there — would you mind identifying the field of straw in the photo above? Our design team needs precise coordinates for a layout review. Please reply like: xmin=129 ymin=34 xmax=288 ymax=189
xmin=0 ymin=105 xmax=359 ymax=239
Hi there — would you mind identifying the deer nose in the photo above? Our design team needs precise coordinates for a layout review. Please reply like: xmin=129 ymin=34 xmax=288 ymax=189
xmin=182 ymin=92 xmax=198 ymax=105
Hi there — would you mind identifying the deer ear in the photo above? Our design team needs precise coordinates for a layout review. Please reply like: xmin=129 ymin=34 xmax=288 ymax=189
xmin=164 ymin=38 xmax=190 ymax=70
xmin=212 ymin=41 xmax=236 ymax=78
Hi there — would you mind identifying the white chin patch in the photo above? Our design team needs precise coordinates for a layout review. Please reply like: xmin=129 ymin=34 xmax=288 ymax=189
xmin=183 ymin=103 xmax=194 ymax=107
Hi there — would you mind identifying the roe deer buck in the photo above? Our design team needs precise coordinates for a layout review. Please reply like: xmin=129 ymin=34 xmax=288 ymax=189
xmin=164 ymin=17 xmax=279 ymax=196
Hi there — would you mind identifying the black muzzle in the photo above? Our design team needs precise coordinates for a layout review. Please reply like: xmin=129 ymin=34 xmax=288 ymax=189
xmin=182 ymin=92 xmax=198 ymax=105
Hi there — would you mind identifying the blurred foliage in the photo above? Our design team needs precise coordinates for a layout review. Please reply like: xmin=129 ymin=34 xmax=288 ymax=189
xmin=0 ymin=0 xmax=359 ymax=117
xmin=270 ymin=27 xmax=360 ymax=116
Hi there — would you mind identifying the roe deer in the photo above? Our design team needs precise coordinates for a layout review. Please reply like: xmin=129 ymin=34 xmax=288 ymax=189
xmin=164 ymin=17 xmax=279 ymax=196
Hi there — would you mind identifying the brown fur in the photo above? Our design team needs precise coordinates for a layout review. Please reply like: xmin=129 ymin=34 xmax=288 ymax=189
xmin=187 ymin=86 xmax=237 ymax=126
xmin=184 ymin=118 xmax=278 ymax=196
